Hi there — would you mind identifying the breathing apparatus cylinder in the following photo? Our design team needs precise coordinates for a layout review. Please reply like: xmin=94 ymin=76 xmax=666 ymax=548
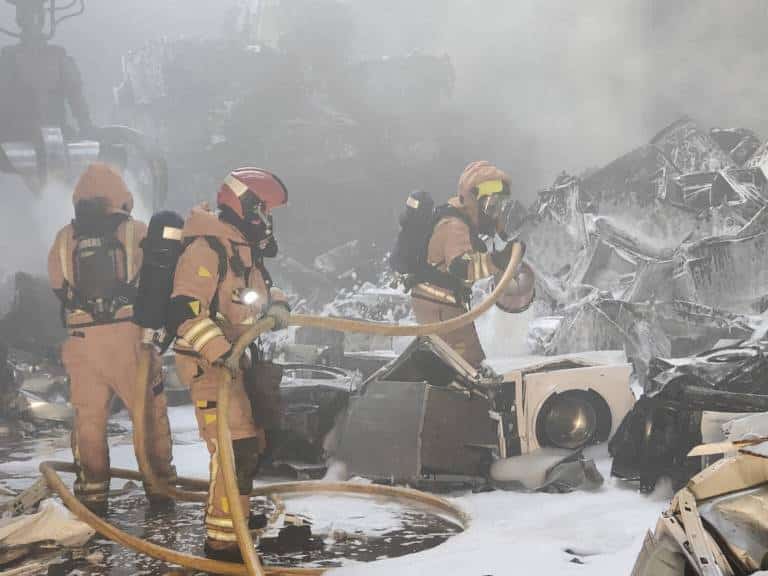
xmin=133 ymin=211 xmax=185 ymax=332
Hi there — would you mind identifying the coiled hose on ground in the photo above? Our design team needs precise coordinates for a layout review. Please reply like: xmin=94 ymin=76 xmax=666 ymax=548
xmin=41 ymin=243 xmax=523 ymax=575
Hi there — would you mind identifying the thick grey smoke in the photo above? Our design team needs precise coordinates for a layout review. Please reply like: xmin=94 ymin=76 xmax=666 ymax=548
xmin=0 ymin=0 xmax=241 ymax=273
xmin=351 ymin=0 xmax=768 ymax=195
xmin=7 ymin=0 xmax=768 ymax=192
xmin=3 ymin=0 xmax=768 ymax=272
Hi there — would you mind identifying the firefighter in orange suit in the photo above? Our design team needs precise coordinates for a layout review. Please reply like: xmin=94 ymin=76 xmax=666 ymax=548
xmin=168 ymin=168 xmax=290 ymax=561
xmin=48 ymin=163 xmax=174 ymax=513
xmin=412 ymin=161 xmax=535 ymax=367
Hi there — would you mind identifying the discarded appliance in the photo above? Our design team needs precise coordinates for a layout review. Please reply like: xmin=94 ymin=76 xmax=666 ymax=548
xmin=675 ymin=231 xmax=768 ymax=313
xmin=268 ymin=362 xmax=361 ymax=473
xmin=330 ymin=336 xmax=634 ymax=487
xmin=631 ymin=439 xmax=768 ymax=575
xmin=610 ymin=341 xmax=768 ymax=492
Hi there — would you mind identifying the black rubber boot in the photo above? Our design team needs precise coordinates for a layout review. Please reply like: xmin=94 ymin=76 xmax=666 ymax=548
xmin=203 ymin=540 xmax=244 ymax=563
xmin=81 ymin=498 xmax=108 ymax=517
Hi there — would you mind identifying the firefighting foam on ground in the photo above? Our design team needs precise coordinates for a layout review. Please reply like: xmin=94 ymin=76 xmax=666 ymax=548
xmin=2 ymin=1 xmax=768 ymax=575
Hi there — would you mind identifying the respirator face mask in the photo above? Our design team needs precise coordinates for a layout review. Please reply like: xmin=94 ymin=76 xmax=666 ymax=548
xmin=476 ymin=179 xmax=512 ymax=235
xmin=240 ymin=193 xmax=273 ymax=245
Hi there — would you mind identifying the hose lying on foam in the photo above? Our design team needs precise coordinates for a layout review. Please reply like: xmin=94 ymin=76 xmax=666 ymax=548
xmin=41 ymin=461 xmax=321 ymax=576
xmin=40 ymin=461 xmax=468 ymax=575
xmin=44 ymin=243 xmax=521 ymax=575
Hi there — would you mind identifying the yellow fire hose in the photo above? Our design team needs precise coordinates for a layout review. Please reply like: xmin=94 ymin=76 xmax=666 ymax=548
xmin=41 ymin=244 xmax=523 ymax=575
xmin=132 ymin=348 xmax=207 ymax=502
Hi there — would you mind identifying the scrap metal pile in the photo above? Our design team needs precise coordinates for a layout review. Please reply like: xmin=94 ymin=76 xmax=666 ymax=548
xmin=520 ymin=117 xmax=768 ymax=364
xmin=510 ymin=116 xmax=768 ymax=494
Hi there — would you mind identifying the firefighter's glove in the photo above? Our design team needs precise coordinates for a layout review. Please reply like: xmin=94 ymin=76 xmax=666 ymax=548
xmin=215 ymin=347 xmax=242 ymax=373
xmin=265 ymin=302 xmax=291 ymax=331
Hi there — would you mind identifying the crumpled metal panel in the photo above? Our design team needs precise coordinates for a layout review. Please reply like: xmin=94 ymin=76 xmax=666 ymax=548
xmin=699 ymin=485 xmax=768 ymax=572
xmin=522 ymin=174 xmax=587 ymax=280
xmin=670 ymin=171 xmax=717 ymax=209
xmin=626 ymin=259 xmax=678 ymax=303
xmin=745 ymin=138 xmax=768 ymax=177
xmin=677 ymin=231 xmax=768 ymax=313
xmin=549 ymin=298 xmax=673 ymax=361
xmin=651 ymin=117 xmax=734 ymax=174
xmin=710 ymin=167 xmax=767 ymax=220
xmin=581 ymin=145 xmax=680 ymax=208
xmin=648 ymin=345 xmax=767 ymax=394
xmin=568 ymin=236 xmax=638 ymax=295
xmin=549 ymin=297 xmax=754 ymax=381
xmin=710 ymin=128 xmax=762 ymax=167
xmin=371 ymin=335 xmax=484 ymax=390
xmin=520 ymin=217 xmax=584 ymax=282
xmin=630 ymin=529 xmax=689 ymax=576
xmin=579 ymin=144 xmax=704 ymax=254
xmin=333 ymin=380 xmax=427 ymax=481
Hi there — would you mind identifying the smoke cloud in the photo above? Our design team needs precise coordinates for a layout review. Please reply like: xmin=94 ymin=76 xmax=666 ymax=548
xmin=351 ymin=0 xmax=768 ymax=195
xmin=3 ymin=0 xmax=768 ymax=268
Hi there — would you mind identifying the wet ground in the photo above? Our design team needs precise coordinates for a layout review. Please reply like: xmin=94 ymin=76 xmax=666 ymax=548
xmin=0 ymin=409 xmax=462 ymax=574
xmin=2 ymin=490 xmax=461 ymax=575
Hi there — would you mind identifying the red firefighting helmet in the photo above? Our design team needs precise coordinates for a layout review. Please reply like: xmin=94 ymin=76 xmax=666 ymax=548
xmin=217 ymin=168 xmax=288 ymax=220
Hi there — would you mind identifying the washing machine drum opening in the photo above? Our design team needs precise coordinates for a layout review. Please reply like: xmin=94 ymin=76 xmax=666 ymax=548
xmin=538 ymin=393 xmax=598 ymax=450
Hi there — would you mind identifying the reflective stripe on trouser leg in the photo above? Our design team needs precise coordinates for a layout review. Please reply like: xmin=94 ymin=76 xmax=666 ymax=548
xmin=71 ymin=427 xmax=110 ymax=504
xmin=205 ymin=438 xmax=239 ymax=542
xmin=183 ymin=361 xmax=263 ymax=542
xmin=73 ymin=479 xmax=111 ymax=503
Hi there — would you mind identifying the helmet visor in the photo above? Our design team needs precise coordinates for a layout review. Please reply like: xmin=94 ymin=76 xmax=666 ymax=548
xmin=479 ymin=191 xmax=512 ymax=222
xmin=476 ymin=179 xmax=506 ymax=199
xmin=241 ymin=192 xmax=270 ymax=226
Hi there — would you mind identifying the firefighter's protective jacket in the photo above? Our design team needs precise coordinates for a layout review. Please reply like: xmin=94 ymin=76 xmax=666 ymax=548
xmin=171 ymin=206 xmax=284 ymax=362
xmin=48 ymin=164 xmax=143 ymax=328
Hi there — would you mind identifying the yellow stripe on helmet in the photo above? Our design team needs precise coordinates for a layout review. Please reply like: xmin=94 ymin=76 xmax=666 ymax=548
xmin=476 ymin=179 xmax=507 ymax=198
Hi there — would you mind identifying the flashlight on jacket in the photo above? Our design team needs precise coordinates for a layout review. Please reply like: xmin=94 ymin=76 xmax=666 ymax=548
xmin=240 ymin=289 xmax=261 ymax=307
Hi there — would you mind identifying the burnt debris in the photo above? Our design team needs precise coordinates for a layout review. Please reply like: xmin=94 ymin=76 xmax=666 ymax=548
xmin=521 ymin=117 xmax=768 ymax=364
xmin=507 ymin=116 xmax=768 ymax=492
